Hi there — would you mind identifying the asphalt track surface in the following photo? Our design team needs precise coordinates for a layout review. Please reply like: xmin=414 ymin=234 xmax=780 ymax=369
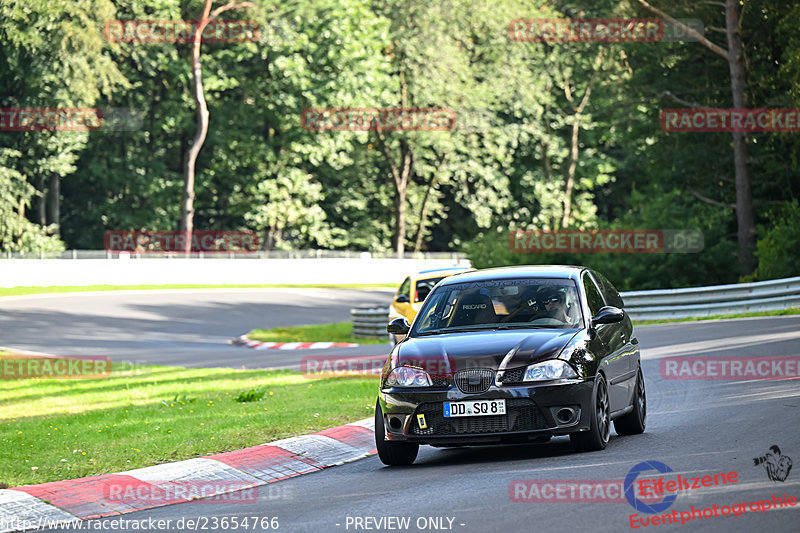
xmin=3 ymin=291 xmax=799 ymax=532
xmin=0 ymin=288 xmax=394 ymax=368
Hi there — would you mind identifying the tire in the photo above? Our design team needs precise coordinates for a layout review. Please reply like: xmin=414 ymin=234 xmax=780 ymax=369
xmin=570 ymin=374 xmax=611 ymax=452
xmin=374 ymin=400 xmax=419 ymax=466
xmin=614 ymin=367 xmax=646 ymax=436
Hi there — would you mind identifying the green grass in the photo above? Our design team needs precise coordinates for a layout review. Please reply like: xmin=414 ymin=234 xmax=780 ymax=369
xmin=0 ymin=360 xmax=378 ymax=487
xmin=633 ymin=307 xmax=800 ymax=325
xmin=248 ymin=322 xmax=388 ymax=344
xmin=0 ymin=283 xmax=396 ymax=298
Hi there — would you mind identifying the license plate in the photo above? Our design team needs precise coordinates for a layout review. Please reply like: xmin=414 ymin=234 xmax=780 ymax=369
xmin=443 ymin=399 xmax=506 ymax=417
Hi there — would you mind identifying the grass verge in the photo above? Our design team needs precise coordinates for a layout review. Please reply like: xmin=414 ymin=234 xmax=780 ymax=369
xmin=0 ymin=360 xmax=378 ymax=487
xmin=0 ymin=283 xmax=395 ymax=299
xmin=248 ymin=322 xmax=388 ymax=345
xmin=633 ymin=307 xmax=800 ymax=326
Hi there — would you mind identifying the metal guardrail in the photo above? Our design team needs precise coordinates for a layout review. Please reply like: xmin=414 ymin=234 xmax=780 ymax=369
xmin=620 ymin=276 xmax=800 ymax=321
xmin=351 ymin=306 xmax=390 ymax=338
xmin=351 ymin=276 xmax=800 ymax=334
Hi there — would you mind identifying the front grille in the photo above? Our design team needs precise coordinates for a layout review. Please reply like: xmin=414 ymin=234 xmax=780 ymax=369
xmin=431 ymin=375 xmax=450 ymax=387
xmin=454 ymin=369 xmax=494 ymax=393
xmin=497 ymin=367 xmax=525 ymax=383
xmin=411 ymin=398 xmax=550 ymax=436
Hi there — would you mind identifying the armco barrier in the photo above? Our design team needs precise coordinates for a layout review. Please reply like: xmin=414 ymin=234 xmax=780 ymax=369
xmin=351 ymin=306 xmax=390 ymax=338
xmin=349 ymin=277 xmax=800 ymax=331
xmin=620 ymin=276 xmax=800 ymax=321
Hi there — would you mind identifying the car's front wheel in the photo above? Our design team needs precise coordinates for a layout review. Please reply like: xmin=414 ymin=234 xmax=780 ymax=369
xmin=570 ymin=374 xmax=611 ymax=452
xmin=614 ymin=367 xmax=646 ymax=435
xmin=374 ymin=400 xmax=419 ymax=466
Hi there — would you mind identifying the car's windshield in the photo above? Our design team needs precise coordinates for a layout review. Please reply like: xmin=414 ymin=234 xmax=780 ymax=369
xmin=410 ymin=278 xmax=582 ymax=336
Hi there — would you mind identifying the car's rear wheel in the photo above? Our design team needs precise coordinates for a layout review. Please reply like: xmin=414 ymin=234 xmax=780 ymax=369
xmin=374 ymin=400 xmax=419 ymax=466
xmin=570 ymin=374 xmax=610 ymax=452
xmin=614 ymin=367 xmax=646 ymax=435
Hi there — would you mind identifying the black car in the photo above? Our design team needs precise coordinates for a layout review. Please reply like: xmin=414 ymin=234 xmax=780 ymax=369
xmin=376 ymin=265 xmax=645 ymax=466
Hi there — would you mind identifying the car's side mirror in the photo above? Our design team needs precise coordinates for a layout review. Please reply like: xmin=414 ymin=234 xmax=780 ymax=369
xmin=387 ymin=317 xmax=410 ymax=335
xmin=591 ymin=306 xmax=624 ymax=326
xmin=395 ymin=294 xmax=410 ymax=304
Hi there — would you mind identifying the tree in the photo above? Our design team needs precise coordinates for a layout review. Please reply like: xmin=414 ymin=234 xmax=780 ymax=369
xmin=181 ymin=0 xmax=255 ymax=253
xmin=0 ymin=0 xmax=124 ymax=251
xmin=636 ymin=0 xmax=756 ymax=274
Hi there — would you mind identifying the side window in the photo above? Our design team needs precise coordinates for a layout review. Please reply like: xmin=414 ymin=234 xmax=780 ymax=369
xmin=582 ymin=273 xmax=605 ymax=316
xmin=397 ymin=277 xmax=411 ymax=299
xmin=592 ymin=271 xmax=624 ymax=308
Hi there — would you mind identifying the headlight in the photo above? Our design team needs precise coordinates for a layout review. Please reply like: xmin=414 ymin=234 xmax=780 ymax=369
xmin=523 ymin=360 xmax=578 ymax=381
xmin=385 ymin=366 xmax=432 ymax=387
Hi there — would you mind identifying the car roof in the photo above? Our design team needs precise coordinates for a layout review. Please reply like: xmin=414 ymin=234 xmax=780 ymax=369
xmin=437 ymin=265 xmax=586 ymax=285
xmin=417 ymin=266 xmax=472 ymax=275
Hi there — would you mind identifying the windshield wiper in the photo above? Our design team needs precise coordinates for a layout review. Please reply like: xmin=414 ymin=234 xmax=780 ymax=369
xmin=415 ymin=328 xmax=486 ymax=336
xmin=493 ymin=324 xmax=549 ymax=330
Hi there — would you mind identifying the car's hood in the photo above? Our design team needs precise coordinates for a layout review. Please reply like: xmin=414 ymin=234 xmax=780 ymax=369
xmin=395 ymin=329 xmax=580 ymax=372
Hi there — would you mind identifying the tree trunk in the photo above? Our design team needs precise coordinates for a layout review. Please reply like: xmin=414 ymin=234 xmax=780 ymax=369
xmin=724 ymin=0 xmax=756 ymax=274
xmin=180 ymin=1 xmax=254 ymax=254
xmin=180 ymin=0 xmax=214 ymax=253
xmin=637 ymin=0 xmax=756 ymax=274
xmin=37 ymin=175 xmax=46 ymax=226
xmin=561 ymin=118 xmax=580 ymax=229
xmin=375 ymin=131 xmax=413 ymax=257
xmin=394 ymin=186 xmax=406 ymax=256
xmin=556 ymin=53 xmax=598 ymax=229
xmin=413 ymin=175 xmax=437 ymax=253
xmin=49 ymin=175 xmax=60 ymax=236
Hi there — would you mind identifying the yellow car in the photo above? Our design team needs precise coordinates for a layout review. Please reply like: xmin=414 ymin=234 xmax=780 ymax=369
xmin=388 ymin=267 xmax=472 ymax=346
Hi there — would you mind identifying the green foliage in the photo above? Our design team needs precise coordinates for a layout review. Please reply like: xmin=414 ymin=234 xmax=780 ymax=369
xmin=0 ymin=148 xmax=65 ymax=252
xmin=0 ymin=0 xmax=796 ymax=283
xmin=248 ymin=321 xmax=387 ymax=344
xmin=234 ymin=388 xmax=267 ymax=403
xmin=465 ymin=186 xmax=737 ymax=290
xmin=754 ymin=201 xmax=800 ymax=280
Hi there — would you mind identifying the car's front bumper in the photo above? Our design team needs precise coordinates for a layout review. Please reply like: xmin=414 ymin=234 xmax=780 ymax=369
xmin=378 ymin=378 xmax=595 ymax=445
